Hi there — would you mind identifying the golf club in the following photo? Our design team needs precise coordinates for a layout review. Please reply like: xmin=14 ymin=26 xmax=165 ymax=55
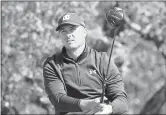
xmin=100 ymin=7 xmax=124 ymax=103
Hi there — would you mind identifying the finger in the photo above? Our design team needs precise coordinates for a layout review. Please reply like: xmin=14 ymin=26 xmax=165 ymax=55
xmin=84 ymin=105 xmax=103 ymax=114
xmin=85 ymin=109 xmax=101 ymax=114
xmin=94 ymin=104 xmax=105 ymax=115
xmin=84 ymin=109 xmax=98 ymax=114
xmin=93 ymin=106 xmax=103 ymax=113
xmin=91 ymin=105 xmax=103 ymax=114
xmin=83 ymin=109 xmax=91 ymax=114
xmin=87 ymin=101 xmax=100 ymax=107
xmin=94 ymin=111 xmax=103 ymax=115
xmin=94 ymin=96 xmax=108 ymax=103
xmin=103 ymin=96 xmax=107 ymax=100
xmin=94 ymin=98 xmax=100 ymax=103
xmin=85 ymin=110 xmax=93 ymax=114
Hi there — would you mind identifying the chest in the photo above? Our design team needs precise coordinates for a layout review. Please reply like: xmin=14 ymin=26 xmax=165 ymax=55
xmin=61 ymin=62 xmax=103 ymax=90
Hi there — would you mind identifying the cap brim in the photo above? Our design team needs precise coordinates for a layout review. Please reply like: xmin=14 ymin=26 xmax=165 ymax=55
xmin=56 ymin=22 xmax=80 ymax=31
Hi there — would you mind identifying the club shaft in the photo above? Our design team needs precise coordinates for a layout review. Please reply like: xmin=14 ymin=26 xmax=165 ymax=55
xmin=107 ymin=27 xmax=120 ymax=75
xmin=100 ymin=27 xmax=120 ymax=103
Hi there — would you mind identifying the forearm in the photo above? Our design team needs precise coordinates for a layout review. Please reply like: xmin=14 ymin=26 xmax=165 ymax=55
xmin=45 ymin=82 xmax=82 ymax=112
xmin=43 ymin=60 xmax=82 ymax=112
xmin=55 ymin=93 xmax=82 ymax=112
xmin=105 ymin=73 xmax=129 ymax=114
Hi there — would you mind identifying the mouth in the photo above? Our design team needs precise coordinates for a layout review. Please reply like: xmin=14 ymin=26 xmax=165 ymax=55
xmin=67 ymin=39 xmax=74 ymax=43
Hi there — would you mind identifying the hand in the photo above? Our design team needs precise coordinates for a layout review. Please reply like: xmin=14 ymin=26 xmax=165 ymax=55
xmin=93 ymin=96 xmax=108 ymax=103
xmin=94 ymin=103 xmax=113 ymax=115
xmin=79 ymin=96 xmax=108 ymax=114
xmin=79 ymin=99 xmax=102 ymax=114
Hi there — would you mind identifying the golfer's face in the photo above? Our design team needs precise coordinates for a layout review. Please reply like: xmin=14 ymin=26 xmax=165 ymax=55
xmin=59 ymin=25 xmax=86 ymax=50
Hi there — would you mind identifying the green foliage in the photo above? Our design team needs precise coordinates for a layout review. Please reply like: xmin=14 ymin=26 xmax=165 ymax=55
xmin=1 ymin=1 xmax=166 ymax=114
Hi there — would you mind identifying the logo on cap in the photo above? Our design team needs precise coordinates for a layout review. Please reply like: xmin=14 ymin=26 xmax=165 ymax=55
xmin=89 ymin=69 xmax=97 ymax=75
xmin=56 ymin=13 xmax=85 ymax=31
xmin=63 ymin=15 xmax=70 ymax=21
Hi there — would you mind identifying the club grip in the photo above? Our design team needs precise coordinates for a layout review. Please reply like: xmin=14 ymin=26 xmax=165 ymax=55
xmin=100 ymin=81 xmax=106 ymax=103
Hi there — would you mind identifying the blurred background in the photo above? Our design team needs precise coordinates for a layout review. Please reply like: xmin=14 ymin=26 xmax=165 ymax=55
xmin=1 ymin=1 xmax=166 ymax=114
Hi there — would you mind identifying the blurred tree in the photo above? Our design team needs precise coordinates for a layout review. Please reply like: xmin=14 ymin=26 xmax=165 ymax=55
xmin=1 ymin=1 xmax=101 ymax=114
xmin=97 ymin=1 xmax=166 ymax=114
xmin=140 ymin=83 xmax=166 ymax=114
xmin=1 ymin=1 xmax=166 ymax=114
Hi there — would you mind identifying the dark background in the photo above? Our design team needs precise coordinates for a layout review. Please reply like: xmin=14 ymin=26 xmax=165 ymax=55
xmin=1 ymin=1 xmax=166 ymax=114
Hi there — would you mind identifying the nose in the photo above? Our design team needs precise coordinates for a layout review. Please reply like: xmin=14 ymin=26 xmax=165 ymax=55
xmin=67 ymin=34 xmax=74 ymax=39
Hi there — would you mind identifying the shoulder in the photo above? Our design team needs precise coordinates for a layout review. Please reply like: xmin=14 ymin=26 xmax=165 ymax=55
xmin=89 ymin=47 xmax=117 ymax=68
xmin=89 ymin=47 xmax=108 ymax=60
xmin=43 ymin=52 xmax=63 ymax=67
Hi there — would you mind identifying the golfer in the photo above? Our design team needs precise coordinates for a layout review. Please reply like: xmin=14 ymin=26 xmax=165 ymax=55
xmin=43 ymin=13 xmax=128 ymax=114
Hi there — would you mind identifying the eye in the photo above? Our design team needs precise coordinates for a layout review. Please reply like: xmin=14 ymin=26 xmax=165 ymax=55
xmin=59 ymin=30 xmax=66 ymax=34
xmin=70 ymin=26 xmax=77 ymax=31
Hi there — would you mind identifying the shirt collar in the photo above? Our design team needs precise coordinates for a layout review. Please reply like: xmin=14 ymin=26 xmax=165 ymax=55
xmin=61 ymin=44 xmax=89 ymax=63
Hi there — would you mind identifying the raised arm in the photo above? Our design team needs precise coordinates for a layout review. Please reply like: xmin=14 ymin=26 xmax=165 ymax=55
xmin=101 ymin=53 xmax=129 ymax=114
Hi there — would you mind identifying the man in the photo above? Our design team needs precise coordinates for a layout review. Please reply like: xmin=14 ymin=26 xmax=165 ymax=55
xmin=43 ymin=13 xmax=128 ymax=114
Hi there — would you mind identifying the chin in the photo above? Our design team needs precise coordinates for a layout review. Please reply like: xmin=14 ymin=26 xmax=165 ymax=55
xmin=66 ymin=45 xmax=78 ymax=50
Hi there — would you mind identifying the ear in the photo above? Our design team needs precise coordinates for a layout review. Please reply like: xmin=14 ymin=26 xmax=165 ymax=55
xmin=83 ymin=27 xmax=87 ymax=38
